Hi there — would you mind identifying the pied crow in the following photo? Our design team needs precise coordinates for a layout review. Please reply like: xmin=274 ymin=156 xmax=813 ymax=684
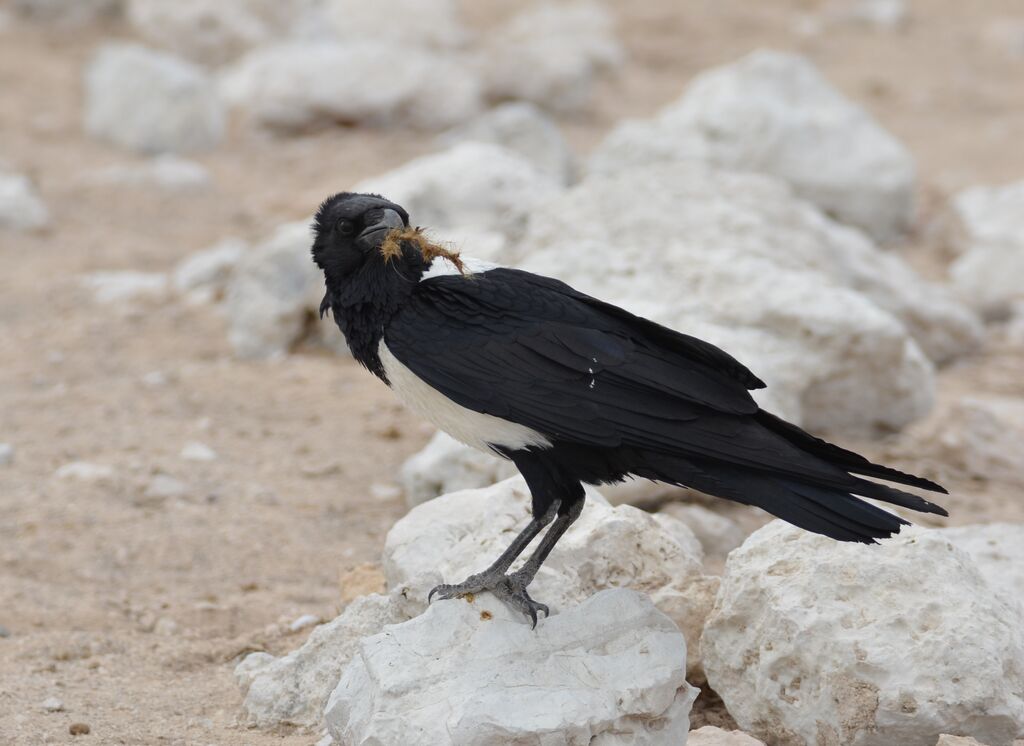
xmin=311 ymin=192 xmax=948 ymax=626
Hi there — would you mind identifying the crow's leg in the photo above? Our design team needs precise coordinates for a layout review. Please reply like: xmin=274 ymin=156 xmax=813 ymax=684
xmin=428 ymin=500 xmax=559 ymax=610
xmin=505 ymin=495 xmax=584 ymax=594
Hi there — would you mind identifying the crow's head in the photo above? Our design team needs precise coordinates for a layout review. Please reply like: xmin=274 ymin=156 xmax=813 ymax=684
xmin=311 ymin=192 xmax=410 ymax=278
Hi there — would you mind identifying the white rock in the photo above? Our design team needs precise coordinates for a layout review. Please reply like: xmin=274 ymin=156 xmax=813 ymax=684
xmin=355 ymin=142 xmax=561 ymax=243
xmin=145 ymin=474 xmax=186 ymax=499
xmin=40 ymin=697 xmax=64 ymax=713
xmin=588 ymin=50 xmax=917 ymax=243
xmin=80 ymin=271 xmax=168 ymax=304
xmin=946 ymin=180 xmax=1024 ymax=318
xmin=55 ymin=461 xmax=115 ymax=482
xmin=325 ymin=589 xmax=697 ymax=746
xmin=478 ymin=1 xmax=624 ymax=113
xmin=688 ymin=726 xmax=766 ymax=746
xmin=84 ymin=43 xmax=225 ymax=154
xmin=11 ymin=0 xmax=120 ymax=25
xmin=515 ymin=165 xmax=966 ymax=431
xmin=221 ymin=41 xmax=482 ymax=131
xmin=79 ymin=155 xmax=211 ymax=192
xmin=288 ymin=614 xmax=320 ymax=633
xmin=438 ymin=102 xmax=575 ymax=185
xmin=933 ymin=736 xmax=991 ymax=746
xmin=127 ymin=0 xmax=291 ymax=66
xmin=941 ymin=523 xmax=1024 ymax=614
xmin=399 ymin=431 xmax=517 ymax=508
xmin=223 ymin=221 xmax=320 ymax=359
xmin=702 ymin=521 xmax=1024 ymax=746
xmin=659 ymin=503 xmax=747 ymax=564
xmin=0 ymin=443 xmax=13 ymax=466
xmin=324 ymin=0 xmax=468 ymax=51
xmin=829 ymin=0 xmax=909 ymax=29
xmin=180 ymin=441 xmax=217 ymax=462
xmin=173 ymin=239 xmax=245 ymax=299
xmin=384 ymin=477 xmax=714 ymax=677
xmin=0 ymin=171 xmax=50 ymax=232
xmin=236 ymin=590 xmax=421 ymax=728
xmin=914 ymin=395 xmax=1024 ymax=487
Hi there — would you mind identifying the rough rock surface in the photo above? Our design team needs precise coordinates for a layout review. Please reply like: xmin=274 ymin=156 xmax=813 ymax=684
xmin=399 ymin=431 xmax=517 ymax=508
xmin=221 ymin=42 xmax=482 ymax=131
xmin=515 ymin=165 xmax=977 ymax=431
xmin=478 ymin=1 xmax=624 ymax=113
xmin=941 ymin=523 xmax=1024 ymax=614
xmin=173 ymin=238 xmax=245 ymax=302
xmin=11 ymin=0 xmax=120 ymax=25
xmin=223 ymin=221 xmax=321 ymax=359
xmin=659 ymin=503 xmax=748 ymax=566
xmin=236 ymin=590 xmax=422 ymax=728
xmin=324 ymin=0 xmax=468 ymax=51
xmin=0 ymin=171 xmax=49 ymax=231
xmin=80 ymin=271 xmax=168 ymax=304
xmin=127 ymin=0 xmax=290 ymax=66
xmin=355 ymin=142 xmax=562 ymax=243
xmin=945 ymin=179 xmax=1024 ymax=318
xmin=325 ymin=589 xmax=697 ymax=746
xmin=688 ymin=726 xmax=767 ymax=746
xmin=78 ymin=155 xmax=211 ymax=192
xmin=438 ymin=102 xmax=575 ymax=185
xmin=84 ymin=43 xmax=224 ymax=154
xmin=702 ymin=521 xmax=1024 ymax=746
xmin=913 ymin=395 xmax=1024 ymax=487
xmin=384 ymin=477 xmax=715 ymax=677
xmin=588 ymin=50 xmax=916 ymax=243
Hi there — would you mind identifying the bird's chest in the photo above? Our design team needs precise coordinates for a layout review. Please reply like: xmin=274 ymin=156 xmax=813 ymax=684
xmin=377 ymin=340 xmax=550 ymax=454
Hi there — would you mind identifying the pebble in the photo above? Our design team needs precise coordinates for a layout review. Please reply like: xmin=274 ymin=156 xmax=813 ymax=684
xmin=145 ymin=474 xmax=187 ymax=500
xmin=369 ymin=483 xmax=402 ymax=501
xmin=0 ymin=624 xmax=10 ymax=638
xmin=41 ymin=697 xmax=65 ymax=713
xmin=55 ymin=461 xmax=114 ymax=483
xmin=288 ymin=614 xmax=320 ymax=633
xmin=0 ymin=442 xmax=13 ymax=466
xmin=154 ymin=617 xmax=179 ymax=636
xmin=180 ymin=441 xmax=217 ymax=462
xmin=69 ymin=723 xmax=91 ymax=736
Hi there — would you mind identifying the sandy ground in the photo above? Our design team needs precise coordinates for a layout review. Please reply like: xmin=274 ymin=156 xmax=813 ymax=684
xmin=2 ymin=1 xmax=1023 ymax=743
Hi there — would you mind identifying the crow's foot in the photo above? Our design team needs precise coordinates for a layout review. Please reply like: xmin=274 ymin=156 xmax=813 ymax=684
xmin=428 ymin=568 xmax=549 ymax=628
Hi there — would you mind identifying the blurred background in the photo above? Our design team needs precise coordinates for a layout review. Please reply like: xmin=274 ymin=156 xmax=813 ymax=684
xmin=1 ymin=0 xmax=1023 ymax=743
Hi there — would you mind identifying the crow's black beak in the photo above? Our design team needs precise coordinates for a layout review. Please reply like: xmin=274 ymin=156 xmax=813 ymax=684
xmin=358 ymin=208 xmax=406 ymax=249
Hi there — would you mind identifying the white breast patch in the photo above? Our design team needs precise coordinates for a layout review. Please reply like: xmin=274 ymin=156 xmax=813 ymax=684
xmin=378 ymin=340 xmax=551 ymax=454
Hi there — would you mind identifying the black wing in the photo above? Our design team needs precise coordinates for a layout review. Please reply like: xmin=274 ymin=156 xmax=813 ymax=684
xmin=385 ymin=269 xmax=864 ymax=485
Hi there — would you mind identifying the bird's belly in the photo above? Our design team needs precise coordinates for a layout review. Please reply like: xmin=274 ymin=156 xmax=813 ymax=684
xmin=378 ymin=341 xmax=551 ymax=454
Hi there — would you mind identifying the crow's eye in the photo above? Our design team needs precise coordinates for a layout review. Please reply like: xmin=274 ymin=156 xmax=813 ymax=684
xmin=335 ymin=218 xmax=356 ymax=236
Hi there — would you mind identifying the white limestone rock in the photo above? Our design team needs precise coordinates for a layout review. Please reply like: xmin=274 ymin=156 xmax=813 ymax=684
xmin=323 ymin=0 xmax=468 ymax=51
xmin=223 ymin=221 xmax=320 ymax=359
xmin=384 ymin=477 xmax=714 ymax=677
xmin=221 ymin=41 xmax=482 ymax=131
xmin=173 ymin=238 xmax=245 ymax=301
xmin=400 ymin=431 xmax=517 ymax=508
xmin=80 ymin=271 xmax=168 ymax=303
xmin=84 ymin=43 xmax=225 ymax=154
xmin=236 ymin=590 xmax=423 ymax=728
xmin=478 ymin=1 xmax=624 ymax=113
xmin=514 ymin=165 xmax=971 ymax=432
xmin=659 ymin=503 xmax=748 ymax=566
xmin=945 ymin=180 xmax=1024 ymax=318
xmin=438 ymin=102 xmax=575 ymax=185
xmin=702 ymin=521 xmax=1024 ymax=746
xmin=355 ymin=142 xmax=562 ymax=243
xmin=688 ymin=726 xmax=766 ymax=746
xmin=11 ymin=0 xmax=120 ymax=25
xmin=78 ymin=155 xmax=211 ymax=192
xmin=127 ymin=0 xmax=291 ymax=66
xmin=913 ymin=395 xmax=1024 ymax=487
xmin=588 ymin=50 xmax=916 ymax=243
xmin=325 ymin=588 xmax=698 ymax=745
xmin=941 ymin=523 xmax=1024 ymax=615
xmin=0 ymin=171 xmax=49 ymax=232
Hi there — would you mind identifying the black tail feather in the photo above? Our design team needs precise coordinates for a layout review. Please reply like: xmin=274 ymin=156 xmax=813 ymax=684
xmin=755 ymin=410 xmax=947 ymax=494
